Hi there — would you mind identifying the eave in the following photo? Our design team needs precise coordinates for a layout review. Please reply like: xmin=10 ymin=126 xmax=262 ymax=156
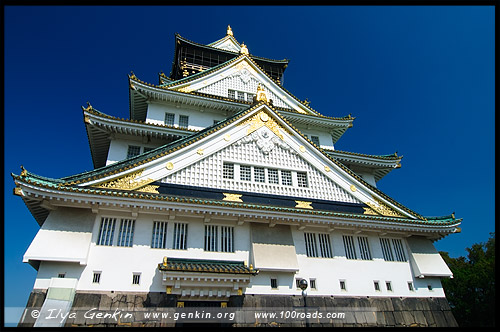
xmin=325 ymin=150 xmax=402 ymax=182
xmin=12 ymin=175 xmax=462 ymax=239
xmin=84 ymin=105 xmax=199 ymax=169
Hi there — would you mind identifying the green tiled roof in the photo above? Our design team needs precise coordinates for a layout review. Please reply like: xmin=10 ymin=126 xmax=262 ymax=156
xmin=158 ymin=257 xmax=258 ymax=275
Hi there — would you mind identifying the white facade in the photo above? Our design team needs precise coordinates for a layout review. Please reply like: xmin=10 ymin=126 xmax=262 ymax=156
xmin=28 ymin=209 xmax=446 ymax=298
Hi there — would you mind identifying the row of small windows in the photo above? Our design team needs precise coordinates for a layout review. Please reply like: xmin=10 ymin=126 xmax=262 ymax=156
xmin=164 ymin=113 xmax=189 ymax=128
xmin=127 ymin=145 xmax=156 ymax=159
xmin=98 ymin=218 xmax=407 ymax=261
xmin=223 ymin=163 xmax=308 ymax=187
xmin=81 ymin=271 xmax=432 ymax=292
xmin=228 ymin=89 xmax=255 ymax=102
xmin=97 ymin=218 xmax=234 ymax=253
xmin=304 ymin=232 xmax=407 ymax=262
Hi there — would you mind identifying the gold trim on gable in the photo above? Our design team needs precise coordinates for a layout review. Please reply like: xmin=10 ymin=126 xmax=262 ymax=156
xmin=238 ymin=110 xmax=288 ymax=140
xmin=295 ymin=201 xmax=313 ymax=209
xmin=363 ymin=196 xmax=405 ymax=218
xmin=92 ymin=169 xmax=156 ymax=192
xmin=222 ymin=193 xmax=243 ymax=202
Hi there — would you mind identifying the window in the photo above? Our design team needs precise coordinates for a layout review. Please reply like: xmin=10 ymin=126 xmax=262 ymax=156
xmin=97 ymin=217 xmax=116 ymax=246
xmin=204 ymin=225 xmax=234 ymax=252
xmin=220 ymin=226 xmax=234 ymax=253
xmin=295 ymin=278 xmax=302 ymax=289
xmin=127 ymin=145 xmax=141 ymax=158
xmin=281 ymin=170 xmax=292 ymax=186
xmin=240 ymin=165 xmax=251 ymax=181
xmin=228 ymin=89 xmax=236 ymax=99
xmin=204 ymin=225 xmax=218 ymax=252
xmin=164 ymin=113 xmax=175 ymax=126
xmin=318 ymin=233 xmax=333 ymax=258
xmin=386 ymin=281 xmax=392 ymax=292
xmin=271 ymin=278 xmax=278 ymax=289
xmin=58 ymin=273 xmax=66 ymax=278
xmin=408 ymin=282 xmax=414 ymax=291
xmin=223 ymin=163 xmax=234 ymax=179
xmin=304 ymin=233 xmax=318 ymax=257
xmin=374 ymin=281 xmax=380 ymax=291
xmin=380 ymin=238 xmax=407 ymax=262
xmin=237 ymin=91 xmax=245 ymax=101
xmin=173 ymin=223 xmax=188 ymax=250
xmin=117 ymin=219 xmax=135 ymax=247
xmin=342 ymin=235 xmax=357 ymax=259
xmin=254 ymin=167 xmax=265 ymax=183
xmin=305 ymin=233 xmax=332 ymax=258
xmin=268 ymin=169 xmax=279 ymax=184
xmin=297 ymin=172 xmax=308 ymax=188
xmin=132 ymin=273 xmax=141 ymax=285
xmin=340 ymin=280 xmax=347 ymax=291
xmin=310 ymin=136 xmax=320 ymax=146
xmin=357 ymin=236 xmax=372 ymax=260
xmin=151 ymin=221 xmax=168 ymax=249
xmin=310 ymin=279 xmax=317 ymax=290
xmin=179 ymin=115 xmax=189 ymax=128
xmin=93 ymin=272 xmax=101 ymax=284
xmin=247 ymin=93 xmax=255 ymax=101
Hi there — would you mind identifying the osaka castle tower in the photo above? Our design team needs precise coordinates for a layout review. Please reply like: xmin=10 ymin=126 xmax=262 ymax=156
xmin=13 ymin=26 xmax=461 ymax=327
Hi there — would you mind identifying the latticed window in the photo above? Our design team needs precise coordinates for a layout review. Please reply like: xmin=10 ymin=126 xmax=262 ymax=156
xmin=151 ymin=221 xmax=168 ymax=249
xmin=240 ymin=165 xmax=252 ymax=181
xmin=164 ymin=113 xmax=175 ymax=126
xmin=97 ymin=217 xmax=116 ymax=246
xmin=254 ymin=167 xmax=265 ymax=183
xmin=281 ymin=170 xmax=292 ymax=186
xmin=228 ymin=89 xmax=236 ymax=99
xmin=204 ymin=225 xmax=234 ymax=252
xmin=318 ymin=233 xmax=333 ymax=258
xmin=305 ymin=232 xmax=332 ymax=258
xmin=132 ymin=273 xmax=141 ymax=285
xmin=310 ymin=136 xmax=320 ymax=146
xmin=92 ymin=272 xmax=101 ymax=284
xmin=357 ymin=236 xmax=372 ymax=260
xmin=179 ymin=115 xmax=189 ymax=128
xmin=268 ymin=169 xmax=279 ymax=184
xmin=380 ymin=238 xmax=407 ymax=262
xmin=117 ymin=219 xmax=135 ymax=247
xmin=343 ymin=235 xmax=357 ymax=259
xmin=304 ymin=233 xmax=318 ymax=257
xmin=297 ymin=172 xmax=308 ymax=188
xmin=223 ymin=163 xmax=234 ymax=179
xmin=127 ymin=145 xmax=141 ymax=159
xmin=173 ymin=223 xmax=188 ymax=250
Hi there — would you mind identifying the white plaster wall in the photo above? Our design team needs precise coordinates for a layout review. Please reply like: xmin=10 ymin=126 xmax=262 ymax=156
xmin=145 ymin=102 xmax=224 ymax=130
xmin=31 ymin=211 xmax=445 ymax=298
xmin=106 ymin=139 xmax=158 ymax=166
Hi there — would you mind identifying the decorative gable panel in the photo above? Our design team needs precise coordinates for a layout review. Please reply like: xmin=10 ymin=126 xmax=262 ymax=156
xmin=161 ymin=126 xmax=360 ymax=204
xmin=196 ymin=63 xmax=291 ymax=110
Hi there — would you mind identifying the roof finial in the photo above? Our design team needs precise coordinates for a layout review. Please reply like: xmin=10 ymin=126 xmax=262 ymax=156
xmin=20 ymin=165 xmax=27 ymax=176
xmin=227 ymin=25 xmax=233 ymax=36
xmin=240 ymin=42 xmax=249 ymax=55
xmin=256 ymin=84 xmax=268 ymax=103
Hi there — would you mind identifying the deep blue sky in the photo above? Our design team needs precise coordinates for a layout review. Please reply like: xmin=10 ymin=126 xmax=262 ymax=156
xmin=4 ymin=5 xmax=494 ymax=324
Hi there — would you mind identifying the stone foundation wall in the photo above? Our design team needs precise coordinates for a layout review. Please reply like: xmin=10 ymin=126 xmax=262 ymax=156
xmin=19 ymin=290 xmax=458 ymax=327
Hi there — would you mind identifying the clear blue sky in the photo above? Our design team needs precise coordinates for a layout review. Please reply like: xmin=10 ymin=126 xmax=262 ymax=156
xmin=3 ymin=5 xmax=494 ymax=325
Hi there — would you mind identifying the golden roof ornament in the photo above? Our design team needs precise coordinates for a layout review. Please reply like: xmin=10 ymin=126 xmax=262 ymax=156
xmin=20 ymin=165 xmax=27 ymax=177
xmin=240 ymin=43 xmax=249 ymax=55
xmin=256 ymin=84 xmax=268 ymax=102
xmin=227 ymin=25 xmax=233 ymax=36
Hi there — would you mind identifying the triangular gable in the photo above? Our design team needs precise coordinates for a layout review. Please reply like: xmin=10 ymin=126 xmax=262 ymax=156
xmin=79 ymin=102 xmax=418 ymax=220
xmin=208 ymin=35 xmax=241 ymax=53
xmin=166 ymin=55 xmax=314 ymax=116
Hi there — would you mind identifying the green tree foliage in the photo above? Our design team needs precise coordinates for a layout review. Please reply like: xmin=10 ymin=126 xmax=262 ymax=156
xmin=440 ymin=232 xmax=495 ymax=327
